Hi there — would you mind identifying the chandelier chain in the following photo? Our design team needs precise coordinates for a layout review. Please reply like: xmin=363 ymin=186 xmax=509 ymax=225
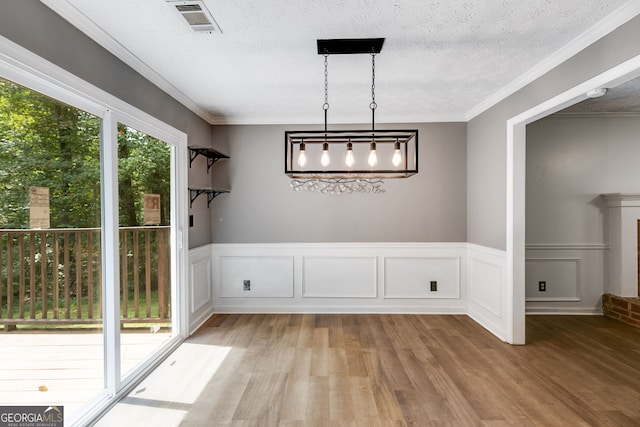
xmin=370 ymin=53 xmax=377 ymax=111
xmin=323 ymin=53 xmax=329 ymax=111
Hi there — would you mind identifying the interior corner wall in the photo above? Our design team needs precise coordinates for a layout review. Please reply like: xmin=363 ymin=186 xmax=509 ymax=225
xmin=467 ymin=14 xmax=640 ymax=251
xmin=0 ymin=0 xmax=214 ymax=248
xmin=209 ymin=122 xmax=466 ymax=243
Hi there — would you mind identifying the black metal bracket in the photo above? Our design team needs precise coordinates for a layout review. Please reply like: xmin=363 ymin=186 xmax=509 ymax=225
xmin=188 ymin=146 xmax=229 ymax=173
xmin=317 ymin=38 xmax=384 ymax=55
xmin=189 ymin=188 xmax=229 ymax=208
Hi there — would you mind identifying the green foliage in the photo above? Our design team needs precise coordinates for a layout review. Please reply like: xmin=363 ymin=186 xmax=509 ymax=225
xmin=0 ymin=78 xmax=171 ymax=229
xmin=117 ymin=124 xmax=171 ymax=226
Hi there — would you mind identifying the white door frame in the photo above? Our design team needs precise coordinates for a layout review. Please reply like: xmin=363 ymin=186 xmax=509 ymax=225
xmin=0 ymin=34 xmax=190 ymax=425
xmin=506 ymin=54 xmax=640 ymax=344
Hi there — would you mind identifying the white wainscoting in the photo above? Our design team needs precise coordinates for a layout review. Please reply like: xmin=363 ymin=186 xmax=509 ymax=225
xmin=220 ymin=256 xmax=294 ymax=298
xmin=467 ymin=244 xmax=508 ymax=342
xmin=525 ymin=258 xmax=580 ymax=301
xmin=302 ymin=256 xmax=377 ymax=298
xmin=188 ymin=243 xmax=515 ymax=342
xmin=525 ymin=244 xmax=608 ymax=314
xmin=209 ymin=243 xmax=468 ymax=314
xmin=188 ymin=245 xmax=215 ymax=334
xmin=384 ymin=257 xmax=460 ymax=299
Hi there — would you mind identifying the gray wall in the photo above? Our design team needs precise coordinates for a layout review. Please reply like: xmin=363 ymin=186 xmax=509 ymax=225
xmin=210 ymin=122 xmax=467 ymax=243
xmin=526 ymin=114 xmax=640 ymax=244
xmin=467 ymin=15 xmax=640 ymax=251
xmin=0 ymin=0 xmax=214 ymax=248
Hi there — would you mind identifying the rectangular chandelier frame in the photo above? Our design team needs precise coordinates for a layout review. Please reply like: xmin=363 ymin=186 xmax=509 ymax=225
xmin=285 ymin=129 xmax=418 ymax=179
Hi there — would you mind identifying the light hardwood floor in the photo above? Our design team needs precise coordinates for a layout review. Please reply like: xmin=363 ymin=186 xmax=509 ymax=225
xmin=96 ymin=314 xmax=640 ymax=426
xmin=0 ymin=331 xmax=170 ymax=417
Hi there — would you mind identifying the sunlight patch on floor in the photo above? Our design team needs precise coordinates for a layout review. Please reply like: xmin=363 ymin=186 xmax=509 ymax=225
xmin=95 ymin=343 xmax=231 ymax=426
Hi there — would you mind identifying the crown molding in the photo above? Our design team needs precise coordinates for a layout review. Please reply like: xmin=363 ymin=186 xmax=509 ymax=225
xmin=39 ymin=0 xmax=640 ymax=126
xmin=40 ymin=0 xmax=218 ymax=125
xmin=550 ymin=111 xmax=640 ymax=118
xmin=465 ymin=0 xmax=640 ymax=121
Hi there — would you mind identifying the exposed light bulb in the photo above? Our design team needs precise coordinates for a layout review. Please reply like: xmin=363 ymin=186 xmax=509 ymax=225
xmin=320 ymin=142 xmax=330 ymax=167
xmin=392 ymin=141 xmax=402 ymax=167
xmin=368 ymin=142 xmax=377 ymax=167
xmin=345 ymin=142 xmax=355 ymax=167
xmin=297 ymin=142 xmax=307 ymax=167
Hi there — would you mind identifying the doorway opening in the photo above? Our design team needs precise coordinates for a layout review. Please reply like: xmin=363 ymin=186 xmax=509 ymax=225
xmin=507 ymin=54 xmax=640 ymax=344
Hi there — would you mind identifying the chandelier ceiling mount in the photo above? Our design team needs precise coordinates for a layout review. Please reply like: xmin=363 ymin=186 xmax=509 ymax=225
xmin=285 ymin=38 xmax=418 ymax=194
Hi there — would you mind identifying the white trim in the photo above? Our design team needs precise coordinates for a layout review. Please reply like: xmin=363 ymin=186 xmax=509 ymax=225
xmin=212 ymin=306 xmax=468 ymax=315
xmin=39 ymin=0 xmax=218 ymax=125
xmin=0 ymin=35 xmax=105 ymax=117
xmin=526 ymin=308 xmax=603 ymax=315
xmin=0 ymin=27 xmax=190 ymax=427
xmin=467 ymin=242 xmax=509 ymax=258
xmin=466 ymin=1 xmax=640 ymax=120
xmin=100 ymin=110 xmax=121 ymax=397
xmin=0 ymin=34 xmax=190 ymax=143
xmin=467 ymin=243 xmax=508 ymax=342
xmin=506 ymin=53 xmax=640 ymax=345
xmin=211 ymin=241 xmax=468 ymax=251
xmin=526 ymin=243 xmax=609 ymax=251
xmin=551 ymin=112 xmax=640 ymax=119
xmin=39 ymin=1 xmax=640 ymax=125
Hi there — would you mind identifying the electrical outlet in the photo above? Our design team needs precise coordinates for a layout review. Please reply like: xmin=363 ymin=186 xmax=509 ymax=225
xmin=538 ymin=281 xmax=546 ymax=292
xmin=430 ymin=281 xmax=437 ymax=292
xmin=243 ymin=280 xmax=251 ymax=291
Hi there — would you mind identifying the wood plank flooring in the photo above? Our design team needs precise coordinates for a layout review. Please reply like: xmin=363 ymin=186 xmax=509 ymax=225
xmin=0 ymin=331 xmax=170 ymax=417
xmin=96 ymin=314 xmax=640 ymax=426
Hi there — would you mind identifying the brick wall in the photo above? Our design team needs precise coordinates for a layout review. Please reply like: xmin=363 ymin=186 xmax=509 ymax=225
xmin=602 ymin=294 xmax=640 ymax=328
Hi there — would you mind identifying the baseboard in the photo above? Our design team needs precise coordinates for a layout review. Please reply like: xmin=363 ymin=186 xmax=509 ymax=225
xmin=212 ymin=305 xmax=467 ymax=315
xmin=189 ymin=307 xmax=216 ymax=335
xmin=526 ymin=308 xmax=603 ymax=315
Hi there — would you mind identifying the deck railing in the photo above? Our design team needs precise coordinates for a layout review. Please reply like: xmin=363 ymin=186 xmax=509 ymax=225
xmin=0 ymin=226 xmax=170 ymax=330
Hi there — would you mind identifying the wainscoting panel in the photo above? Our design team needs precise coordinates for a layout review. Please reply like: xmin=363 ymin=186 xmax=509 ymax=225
xmin=384 ymin=257 xmax=460 ymax=299
xmin=525 ymin=258 xmax=580 ymax=301
xmin=302 ymin=256 xmax=377 ymax=298
xmin=467 ymin=244 xmax=508 ymax=342
xmin=524 ymin=244 xmax=608 ymax=314
xmin=219 ymin=256 xmax=294 ymax=298
xmin=188 ymin=245 xmax=215 ymax=333
xmin=191 ymin=257 xmax=212 ymax=313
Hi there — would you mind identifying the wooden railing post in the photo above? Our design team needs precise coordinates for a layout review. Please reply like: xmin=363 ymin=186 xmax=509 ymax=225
xmin=144 ymin=229 xmax=151 ymax=317
xmin=157 ymin=227 xmax=169 ymax=320
xmin=52 ymin=233 xmax=59 ymax=320
xmin=40 ymin=232 xmax=47 ymax=320
xmin=18 ymin=234 xmax=25 ymax=319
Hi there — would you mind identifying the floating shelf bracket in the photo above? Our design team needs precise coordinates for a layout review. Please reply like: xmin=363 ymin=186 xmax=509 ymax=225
xmin=188 ymin=146 xmax=229 ymax=173
xmin=189 ymin=187 xmax=230 ymax=208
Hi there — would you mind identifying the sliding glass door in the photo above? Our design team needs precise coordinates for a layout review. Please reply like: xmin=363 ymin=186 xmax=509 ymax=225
xmin=0 ymin=48 xmax=188 ymax=425
xmin=117 ymin=123 xmax=175 ymax=381
xmin=0 ymin=77 xmax=106 ymax=417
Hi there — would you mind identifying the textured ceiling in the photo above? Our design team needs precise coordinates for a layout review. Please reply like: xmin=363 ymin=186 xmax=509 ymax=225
xmin=45 ymin=0 xmax=637 ymax=125
xmin=560 ymin=76 xmax=640 ymax=113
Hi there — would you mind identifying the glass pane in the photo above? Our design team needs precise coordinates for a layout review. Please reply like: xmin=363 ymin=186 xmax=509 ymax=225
xmin=0 ymin=77 xmax=104 ymax=417
xmin=117 ymin=123 xmax=173 ymax=380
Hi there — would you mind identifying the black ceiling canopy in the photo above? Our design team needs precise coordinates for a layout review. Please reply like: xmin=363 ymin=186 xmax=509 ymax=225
xmin=317 ymin=38 xmax=385 ymax=55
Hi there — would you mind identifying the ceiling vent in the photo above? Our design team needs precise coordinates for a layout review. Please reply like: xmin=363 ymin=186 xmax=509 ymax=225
xmin=167 ymin=1 xmax=222 ymax=33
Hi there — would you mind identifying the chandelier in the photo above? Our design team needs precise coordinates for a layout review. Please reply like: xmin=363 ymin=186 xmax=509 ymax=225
xmin=285 ymin=38 xmax=418 ymax=194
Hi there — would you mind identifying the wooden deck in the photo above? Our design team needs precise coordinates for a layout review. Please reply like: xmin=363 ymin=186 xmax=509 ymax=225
xmin=95 ymin=314 xmax=640 ymax=426
xmin=0 ymin=330 xmax=170 ymax=417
